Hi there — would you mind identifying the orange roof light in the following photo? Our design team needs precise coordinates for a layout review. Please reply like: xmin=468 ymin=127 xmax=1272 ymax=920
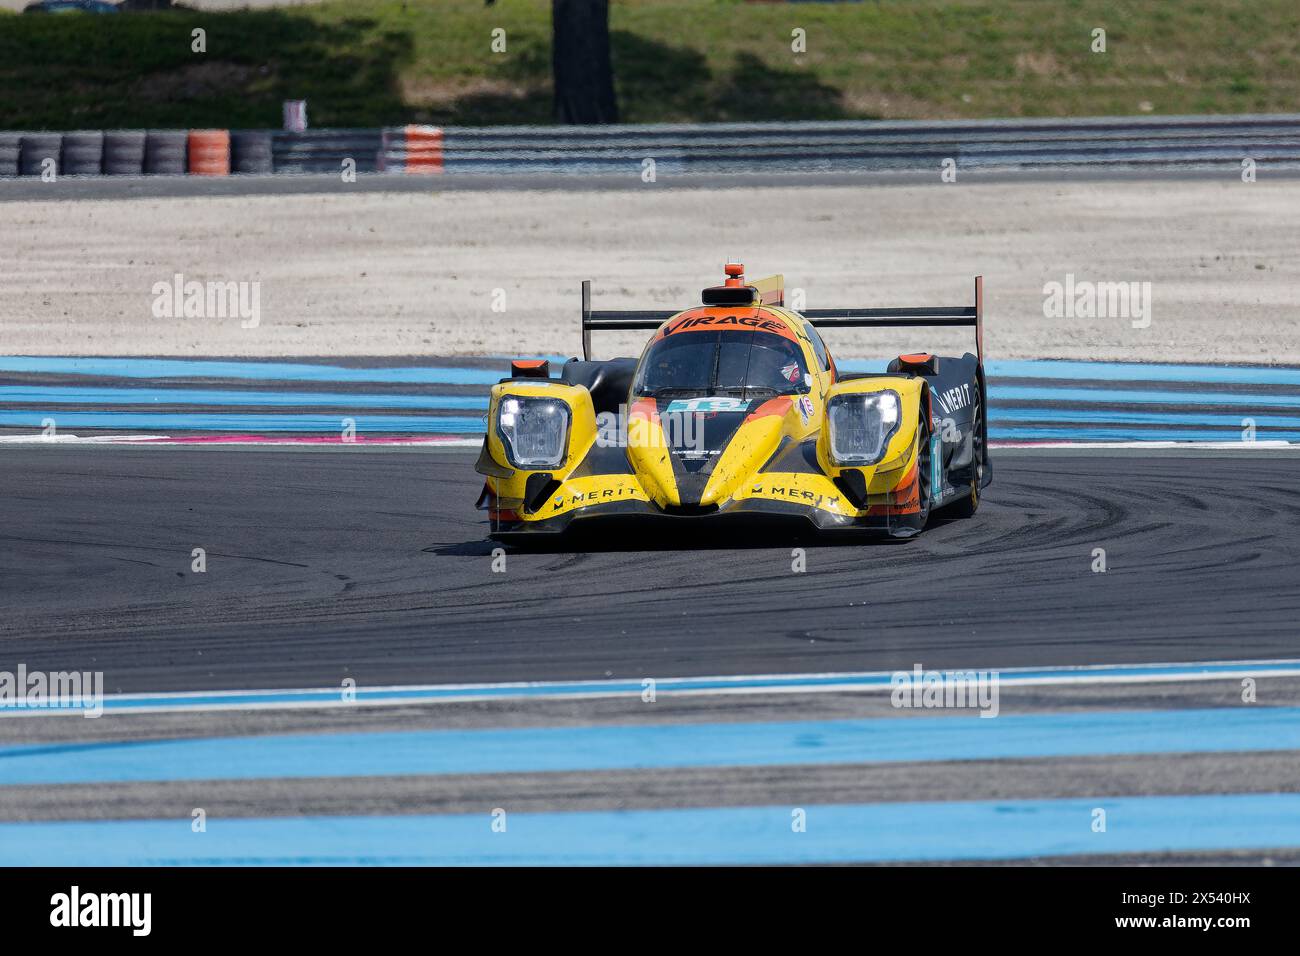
xmin=724 ymin=262 xmax=745 ymax=287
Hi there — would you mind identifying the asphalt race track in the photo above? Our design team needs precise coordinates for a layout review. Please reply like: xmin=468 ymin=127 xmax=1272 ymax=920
xmin=3 ymin=443 xmax=1299 ymax=864
xmin=2 ymin=445 xmax=1297 ymax=693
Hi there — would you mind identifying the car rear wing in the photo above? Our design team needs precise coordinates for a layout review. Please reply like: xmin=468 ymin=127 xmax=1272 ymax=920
xmin=580 ymin=280 xmax=676 ymax=361
xmin=581 ymin=275 xmax=984 ymax=365
xmin=803 ymin=276 xmax=985 ymax=366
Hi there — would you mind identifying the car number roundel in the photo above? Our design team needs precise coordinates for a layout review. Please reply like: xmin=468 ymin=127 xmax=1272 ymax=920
xmin=664 ymin=397 xmax=749 ymax=414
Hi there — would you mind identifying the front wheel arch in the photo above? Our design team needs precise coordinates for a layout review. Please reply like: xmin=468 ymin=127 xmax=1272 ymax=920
xmin=935 ymin=391 xmax=982 ymax=519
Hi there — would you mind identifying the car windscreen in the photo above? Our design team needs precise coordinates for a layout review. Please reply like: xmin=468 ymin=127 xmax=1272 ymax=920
xmin=634 ymin=329 xmax=808 ymax=396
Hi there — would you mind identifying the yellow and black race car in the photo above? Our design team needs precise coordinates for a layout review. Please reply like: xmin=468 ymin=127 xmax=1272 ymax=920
xmin=476 ymin=264 xmax=991 ymax=540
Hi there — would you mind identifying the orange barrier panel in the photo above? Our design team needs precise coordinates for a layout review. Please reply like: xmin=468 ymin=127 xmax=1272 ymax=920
xmin=188 ymin=129 xmax=230 ymax=176
xmin=404 ymin=125 xmax=443 ymax=175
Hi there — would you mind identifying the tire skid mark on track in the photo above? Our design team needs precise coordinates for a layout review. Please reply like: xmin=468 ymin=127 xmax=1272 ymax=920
xmin=1 ymin=448 xmax=1298 ymax=693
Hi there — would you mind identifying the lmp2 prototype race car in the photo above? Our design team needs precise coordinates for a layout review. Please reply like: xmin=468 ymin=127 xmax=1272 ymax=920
xmin=475 ymin=264 xmax=991 ymax=540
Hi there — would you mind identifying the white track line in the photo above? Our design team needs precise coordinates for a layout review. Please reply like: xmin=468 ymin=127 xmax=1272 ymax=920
xmin=6 ymin=658 xmax=1298 ymax=717
xmin=1 ymin=434 xmax=1292 ymax=450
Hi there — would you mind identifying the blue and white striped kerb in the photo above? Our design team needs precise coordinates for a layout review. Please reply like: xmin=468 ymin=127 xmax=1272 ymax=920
xmin=0 ymin=356 xmax=1297 ymax=445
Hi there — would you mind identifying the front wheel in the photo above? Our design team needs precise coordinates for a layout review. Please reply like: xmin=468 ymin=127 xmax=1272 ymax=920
xmin=914 ymin=415 xmax=933 ymax=526
xmin=940 ymin=397 xmax=982 ymax=518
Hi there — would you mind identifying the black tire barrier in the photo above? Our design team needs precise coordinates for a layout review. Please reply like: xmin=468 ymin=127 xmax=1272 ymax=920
xmin=230 ymin=130 xmax=273 ymax=174
xmin=144 ymin=130 xmax=188 ymax=175
xmin=0 ymin=133 xmax=19 ymax=178
xmin=61 ymin=131 xmax=104 ymax=176
xmin=103 ymin=130 xmax=146 ymax=175
xmin=19 ymin=133 xmax=62 ymax=177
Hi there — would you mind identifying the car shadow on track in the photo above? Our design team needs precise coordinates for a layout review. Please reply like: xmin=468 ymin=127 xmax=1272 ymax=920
xmin=428 ymin=518 xmax=952 ymax=555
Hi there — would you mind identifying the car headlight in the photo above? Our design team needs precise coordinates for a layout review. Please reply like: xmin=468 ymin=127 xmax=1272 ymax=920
xmin=827 ymin=390 xmax=901 ymax=465
xmin=496 ymin=395 xmax=570 ymax=468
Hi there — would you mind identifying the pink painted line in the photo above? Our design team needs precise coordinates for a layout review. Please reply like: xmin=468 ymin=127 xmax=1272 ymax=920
xmin=0 ymin=433 xmax=481 ymax=447
xmin=990 ymin=440 xmax=1294 ymax=449
xmin=137 ymin=434 xmax=475 ymax=445
xmin=162 ymin=437 xmax=1194 ymax=448
xmin=989 ymin=441 xmax=1113 ymax=448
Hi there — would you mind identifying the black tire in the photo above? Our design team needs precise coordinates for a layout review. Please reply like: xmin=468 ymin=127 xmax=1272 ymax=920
xmin=0 ymin=133 xmax=19 ymax=178
xmin=230 ymin=130 xmax=274 ymax=174
xmin=914 ymin=414 xmax=933 ymax=527
xmin=940 ymin=394 xmax=983 ymax=518
xmin=144 ymin=130 xmax=188 ymax=175
xmin=103 ymin=131 xmax=146 ymax=175
xmin=19 ymin=133 xmax=61 ymax=177
xmin=61 ymin=131 xmax=104 ymax=176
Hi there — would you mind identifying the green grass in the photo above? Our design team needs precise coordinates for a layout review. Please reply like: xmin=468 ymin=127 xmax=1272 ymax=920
xmin=0 ymin=0 xmax=1296 ymax=129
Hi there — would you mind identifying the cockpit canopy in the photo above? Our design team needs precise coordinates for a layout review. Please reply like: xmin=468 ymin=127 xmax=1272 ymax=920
xmin=633 ymin=328 xmax=809 ymax=398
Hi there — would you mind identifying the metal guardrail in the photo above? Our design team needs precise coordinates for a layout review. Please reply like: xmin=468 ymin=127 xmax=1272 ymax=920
xmin=435 ymin=115 xmax=1300 ymax=174
xmin=3 ymin=115 xmax=1299 ymax=178
xmin=272 ymin=129 xmax=383 ymax=174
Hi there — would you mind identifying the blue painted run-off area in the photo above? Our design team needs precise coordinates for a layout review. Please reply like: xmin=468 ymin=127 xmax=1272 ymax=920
xmin=3 ymin=707 xmax=1298 ymax=786
xmin=3 ymin=794 xmax=1299 ymax=866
